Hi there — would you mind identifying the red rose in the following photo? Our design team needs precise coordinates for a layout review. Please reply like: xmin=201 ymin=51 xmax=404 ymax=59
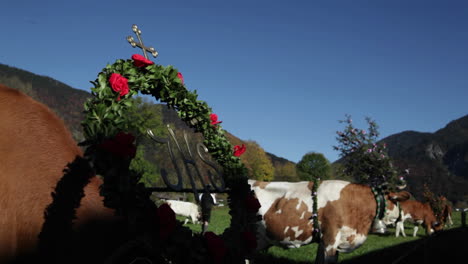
xmin=109 ymin=73 xmax=129 ymax=101
xmin=204 ymin=232 xmax=227 ymax=264
xmin=241 ymin=231 xmax=257 ymax=252
xmin=210 ymin=113 xmax=222 ymax=126
xmin=177 ymin=72 xmax=184 ymax=84
xmin=98 ymin=132 xmax=136 ymax=158
xmin=245 ymin=194 xmax=261 ymax=213
xmin=132 ymin=54 xmax=154 ymax=68
xmin=157 ymin=203 xmax=176 ymax=240
xmin=233 ymin=144 xmax=246 ymax=157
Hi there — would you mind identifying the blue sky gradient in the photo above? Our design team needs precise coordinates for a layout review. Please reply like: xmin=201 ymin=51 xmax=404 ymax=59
xmin=1 ymin=0 xmax=467 ymax=163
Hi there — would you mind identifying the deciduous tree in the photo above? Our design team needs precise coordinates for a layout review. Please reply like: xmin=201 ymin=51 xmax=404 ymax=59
xmin=240 ymin=141 xmax=275 ymax=181
xmin=333 ymin=115 xmax=404 ymax=189
xmin=274 ymin=163 xmax=299 ymax=181
xmin=296 ymin=152 xmax=331 ymax=181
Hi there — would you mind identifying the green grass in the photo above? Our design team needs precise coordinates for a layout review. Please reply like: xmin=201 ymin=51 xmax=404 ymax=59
xmin=176 ymin=206 xmax=231 ymax=235
xmin=177 ymin=206 xmax=464 ymax=263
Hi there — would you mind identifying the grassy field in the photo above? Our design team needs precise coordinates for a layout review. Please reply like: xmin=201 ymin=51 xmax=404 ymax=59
xmin=178 ymin=206 xmax=464 ymax=263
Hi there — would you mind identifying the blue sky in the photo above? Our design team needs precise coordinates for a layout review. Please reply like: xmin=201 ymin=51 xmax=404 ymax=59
xmin=1 ymin=0 xmax=467 ymax=163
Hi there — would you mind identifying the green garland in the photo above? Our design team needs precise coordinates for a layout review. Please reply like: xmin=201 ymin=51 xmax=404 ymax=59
xmin=82 ymin=59 xmax=241 ymax=173
xmin=310 ymin=177 xmax=320 ymax=242
xmin=80 ymin=55 xmax=260 ymax=263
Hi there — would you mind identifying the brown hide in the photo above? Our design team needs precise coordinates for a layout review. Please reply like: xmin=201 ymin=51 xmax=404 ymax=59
xmin=262 ymin=182 xmax=314 ymax=243
xmin=399 ymin=200 xmax=442 ymax=234
xmin=385 ymin=191 xmax=410 ymax=211
xmin=0 ymin=84 xmax=114 ymax=262
xmin=250 ymin=180 xmax=414 ymax=264
xmin=317 ymin=183 xmax=377 ymax=254
xmin=440 ymin=196 xmax=452 ymax=226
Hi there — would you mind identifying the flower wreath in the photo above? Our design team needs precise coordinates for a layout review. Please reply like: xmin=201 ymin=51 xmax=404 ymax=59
xmin=80 ymin=54 xmax=261 ymax=263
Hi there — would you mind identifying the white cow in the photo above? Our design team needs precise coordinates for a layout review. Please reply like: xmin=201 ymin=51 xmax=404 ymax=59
xmin=166 ymin=200 xmax=200 ymax=225
xmin=248 ymin=180 xmax=410 ymax=264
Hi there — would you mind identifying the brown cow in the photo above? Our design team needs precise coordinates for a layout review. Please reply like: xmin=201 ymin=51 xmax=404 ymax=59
xmin=0 ymin=84 xmax=118 ymax=263
xmin=440 ymin=196 xmax=453 ymax=227
xmin=248 ymin=180 xmax=410 ymax=264
xmin=395 ymin=199 xmax=442 ymax=237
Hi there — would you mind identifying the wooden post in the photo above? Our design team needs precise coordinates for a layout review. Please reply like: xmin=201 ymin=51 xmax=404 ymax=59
xmin=455 ymin=208 xmax=468 ymax=227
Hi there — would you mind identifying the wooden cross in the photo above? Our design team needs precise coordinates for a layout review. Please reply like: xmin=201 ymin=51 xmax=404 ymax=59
xmin=127 ymin=24 xmax=158 ymax=59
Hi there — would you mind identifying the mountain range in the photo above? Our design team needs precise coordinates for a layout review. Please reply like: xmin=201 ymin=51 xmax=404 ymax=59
xmin=380 ymin=116 xmax=468 ymax=204
xmin=1 ymin=63 xmax=466 ymax=206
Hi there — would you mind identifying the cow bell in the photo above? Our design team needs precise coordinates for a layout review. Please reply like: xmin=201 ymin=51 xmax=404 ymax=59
xmin=372 ymin=219 xmax=387 ymax=234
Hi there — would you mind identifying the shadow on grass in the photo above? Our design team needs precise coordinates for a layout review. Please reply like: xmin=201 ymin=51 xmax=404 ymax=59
xmin=341 ymin=227 xmax=468 ymax=264
xmin=253 ymin=254 xmax=310 ymax=264
xmin=253 ymin=228 xmax=467 ymax=264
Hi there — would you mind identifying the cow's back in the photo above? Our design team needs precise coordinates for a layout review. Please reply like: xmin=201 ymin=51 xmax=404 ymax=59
xmin=166 ymin=200 xmax=198 ymax=215
xmin=400 ymin=200 xmax=432 ymax=220
xmin=0 ymin=84 xmax=113 ymax=261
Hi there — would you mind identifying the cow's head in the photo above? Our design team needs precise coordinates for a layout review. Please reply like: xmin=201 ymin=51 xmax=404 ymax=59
xmin=425 ymin=220 xmax=443 ymax=235
xmin=381 ymin=191 xmax=412 ymax=227
xmin=423 ymin=203 xmax=444 ymax=235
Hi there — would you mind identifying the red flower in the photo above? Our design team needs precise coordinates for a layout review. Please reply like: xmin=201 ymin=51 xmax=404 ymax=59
xmin=245 ymin=194 xmax=261 ymax=213
xmin=132 ymin=54 xmax=154 ymax=67
xmin=109 ymin=73 xmax=129 ymax=101
xmin=98 ymin=132 xmax=136 ymax=158
xmin=210 ymin=113 xmax=222 ymax=126
xmin=204 ymin=232 xmax=227 ymax=264
xmin=177 ymin=72 xmax=184 ymax=84
xmin=242 ymin=231 xmax=257 ymax=252
xmin=157 ymin=203 xmax=176 ymax=240
xmin=233 ymin=144 xmax=246 ymax=157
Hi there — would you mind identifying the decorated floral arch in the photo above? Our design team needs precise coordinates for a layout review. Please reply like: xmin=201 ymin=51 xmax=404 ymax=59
xmin=78 ymin=36 xmax=260 ymax=263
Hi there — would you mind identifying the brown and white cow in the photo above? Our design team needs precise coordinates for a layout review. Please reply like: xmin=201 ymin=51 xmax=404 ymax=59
xmin=394 ymin=199 xmax=442 ymax=237
xmin=0 ymin=84 xmax=117 ymax=263
xmin=381 ymin=191 xmax=413 ymax=227
xmin=248 ymin=180 xmax=410 ymax=264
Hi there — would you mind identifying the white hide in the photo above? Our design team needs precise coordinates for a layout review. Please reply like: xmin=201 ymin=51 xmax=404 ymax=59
xmin=248 ymin=180 xmax=314 ymax=217
xmin=382 ymin=202 xmax=401 ymax=226
xmin=334 ymin=226 xmax=367 ymax=253
xmin=316 ymin=180 xmax=350 ymax=209
xmin=166 ymin=200 xmax=200 ymax=224
xmin=395 ymin=212 xmax=424 ymax=237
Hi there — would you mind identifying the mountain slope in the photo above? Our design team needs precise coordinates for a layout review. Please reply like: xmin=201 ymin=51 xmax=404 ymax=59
xmin=380 ymin=115 xmax=468 ymax=204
